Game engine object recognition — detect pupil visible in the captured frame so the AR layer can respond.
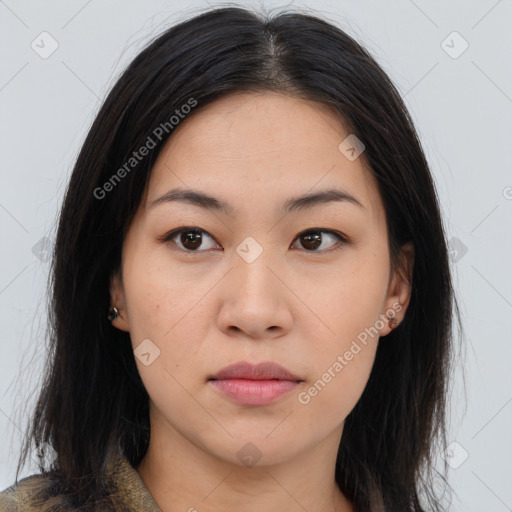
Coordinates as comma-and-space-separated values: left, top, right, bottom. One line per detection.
181, 231, 202, 250
302, 232, 321, 250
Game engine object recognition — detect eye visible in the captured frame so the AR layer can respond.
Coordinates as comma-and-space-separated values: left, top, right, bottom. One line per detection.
160, 227, 220, 253
290, 229, 347, 253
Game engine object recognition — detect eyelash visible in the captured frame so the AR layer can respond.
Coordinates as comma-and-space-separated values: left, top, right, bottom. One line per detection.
158, 226, 348, 255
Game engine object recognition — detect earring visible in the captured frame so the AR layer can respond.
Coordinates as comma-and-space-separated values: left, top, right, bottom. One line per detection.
387, 315, 399, 330
108, 307, 119, 322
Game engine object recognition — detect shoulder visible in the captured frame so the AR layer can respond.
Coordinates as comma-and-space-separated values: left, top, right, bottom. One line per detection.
0, 453, 161, 512
0, 470, 108, 511
0, 472, 57, 511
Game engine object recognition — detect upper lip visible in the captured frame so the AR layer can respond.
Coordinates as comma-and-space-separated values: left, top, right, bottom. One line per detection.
209, 361, 303, 381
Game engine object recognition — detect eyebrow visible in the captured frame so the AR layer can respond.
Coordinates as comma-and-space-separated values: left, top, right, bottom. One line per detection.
148, 186, 364, 216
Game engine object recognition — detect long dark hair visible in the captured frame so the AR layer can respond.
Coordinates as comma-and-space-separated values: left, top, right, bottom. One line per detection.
15, 5, 462, 511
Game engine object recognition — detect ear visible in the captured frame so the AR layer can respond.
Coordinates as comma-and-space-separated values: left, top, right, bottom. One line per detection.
109, 269, 130, 332
380, 242, 414, 336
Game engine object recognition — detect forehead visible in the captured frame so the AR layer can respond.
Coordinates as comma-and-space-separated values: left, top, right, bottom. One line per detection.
144, 91, 384, 223
158, 91, 349, 162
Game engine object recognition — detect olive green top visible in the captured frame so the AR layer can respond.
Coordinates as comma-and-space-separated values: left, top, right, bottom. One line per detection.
0, 453, 161, 511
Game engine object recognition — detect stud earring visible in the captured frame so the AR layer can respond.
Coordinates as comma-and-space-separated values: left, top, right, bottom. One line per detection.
108, 307, 119, 322
387, 315, 399, 330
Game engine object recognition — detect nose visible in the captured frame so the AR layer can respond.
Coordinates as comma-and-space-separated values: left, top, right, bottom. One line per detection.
216, 251, 293, 340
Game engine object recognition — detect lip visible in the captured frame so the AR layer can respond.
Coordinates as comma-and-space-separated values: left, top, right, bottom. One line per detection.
210, 361, 302, 381
208, 361, 303, 406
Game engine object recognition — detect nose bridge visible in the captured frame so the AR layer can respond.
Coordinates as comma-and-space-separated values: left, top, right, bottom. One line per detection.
217, 237, 292, 336
232, 237, 282, 302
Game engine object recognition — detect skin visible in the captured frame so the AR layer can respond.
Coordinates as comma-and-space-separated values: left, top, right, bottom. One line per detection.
109, 91, 414, 512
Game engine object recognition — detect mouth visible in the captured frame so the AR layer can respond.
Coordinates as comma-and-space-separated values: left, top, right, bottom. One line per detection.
208, 361, 304, 406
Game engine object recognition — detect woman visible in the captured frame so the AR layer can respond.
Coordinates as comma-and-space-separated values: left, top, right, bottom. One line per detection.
0, 5, 460, 511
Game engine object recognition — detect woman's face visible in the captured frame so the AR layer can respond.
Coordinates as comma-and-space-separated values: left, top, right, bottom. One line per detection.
110, 91, 412, 467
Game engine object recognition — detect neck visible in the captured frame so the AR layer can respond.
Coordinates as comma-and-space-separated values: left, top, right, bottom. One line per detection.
136, 414, 354, 512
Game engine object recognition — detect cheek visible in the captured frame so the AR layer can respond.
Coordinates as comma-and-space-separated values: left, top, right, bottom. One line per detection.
298, 248, 387, 413
298, 335, 379, 426
307, 248, 389, 340
123, 248, 208, 340
123, 253, 218, 391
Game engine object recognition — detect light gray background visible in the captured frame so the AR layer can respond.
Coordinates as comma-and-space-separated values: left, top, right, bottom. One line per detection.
1, 1, 511, 510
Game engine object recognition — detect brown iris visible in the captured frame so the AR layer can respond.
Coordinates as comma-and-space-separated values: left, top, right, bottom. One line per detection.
179, 230, 203, 250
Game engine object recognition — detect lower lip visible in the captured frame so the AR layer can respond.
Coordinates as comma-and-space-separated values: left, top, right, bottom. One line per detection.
209, 379, 300, 406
